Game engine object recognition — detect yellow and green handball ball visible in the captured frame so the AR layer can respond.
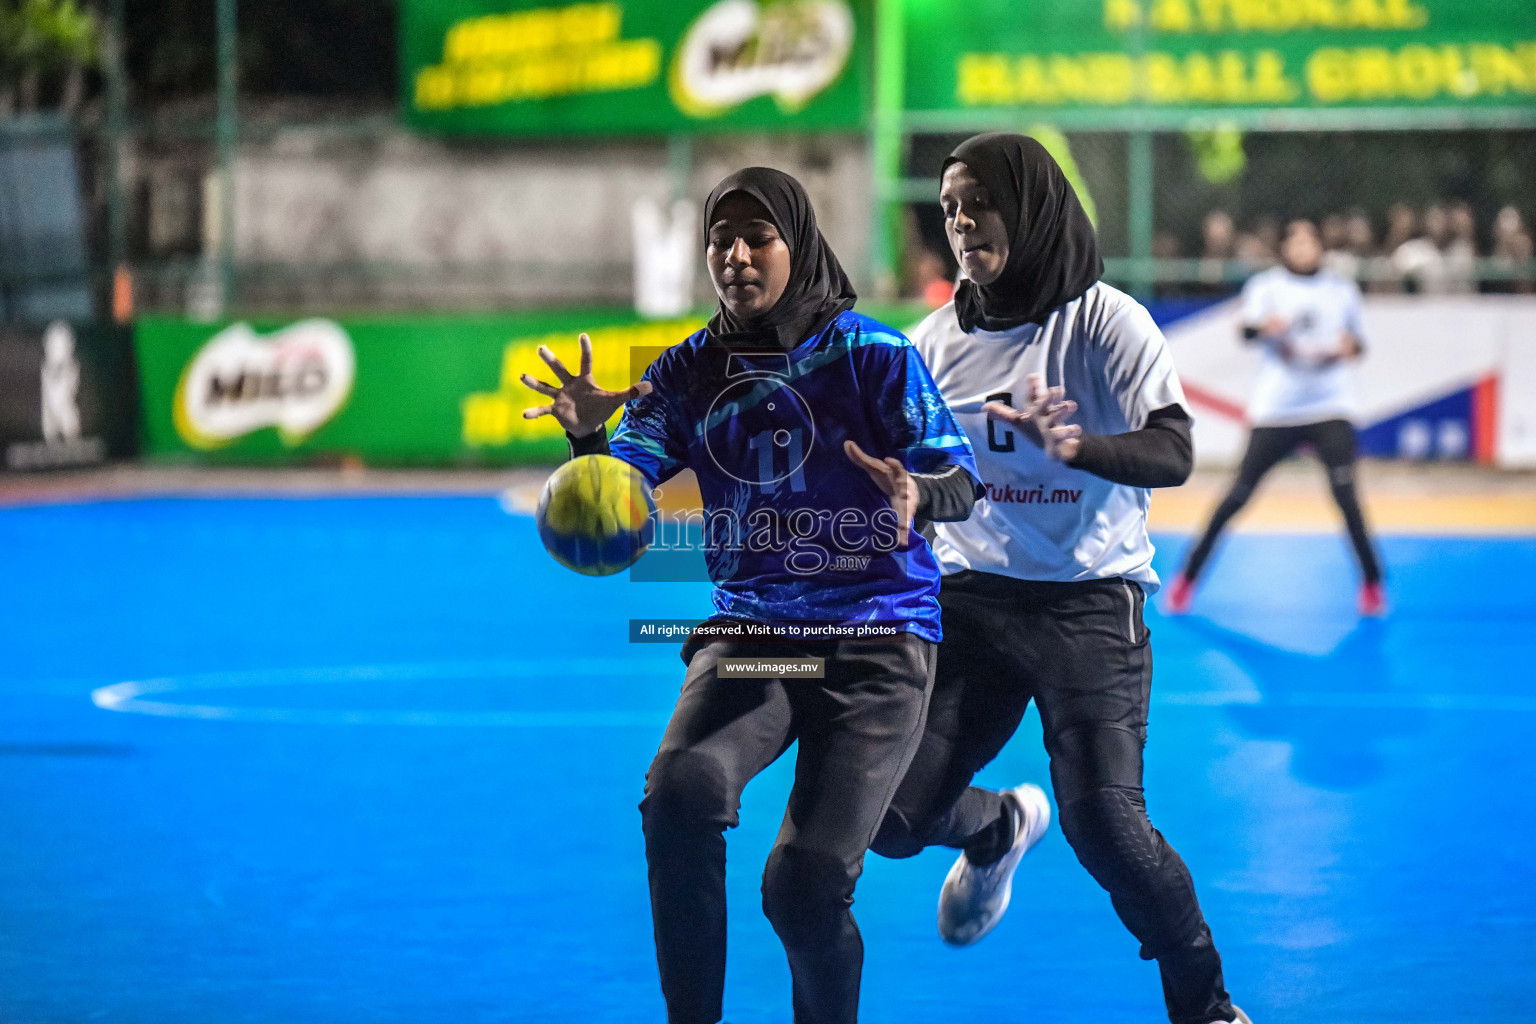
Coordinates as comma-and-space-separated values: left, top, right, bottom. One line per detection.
535, 455, 657, 576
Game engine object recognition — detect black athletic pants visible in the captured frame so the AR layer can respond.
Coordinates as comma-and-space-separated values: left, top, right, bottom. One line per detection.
871, 573, 1234, 1024
641, 635, 935, 1024
1182, 418, 1383, 584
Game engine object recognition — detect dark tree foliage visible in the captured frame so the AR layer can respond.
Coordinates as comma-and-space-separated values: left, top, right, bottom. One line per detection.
123, 0, 396, 102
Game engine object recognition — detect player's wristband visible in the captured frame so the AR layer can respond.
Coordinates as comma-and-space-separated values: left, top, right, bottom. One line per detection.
567, 426, 611, 460
912, 465, 981, 523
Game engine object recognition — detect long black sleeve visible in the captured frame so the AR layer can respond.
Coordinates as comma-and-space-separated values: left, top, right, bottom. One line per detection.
1065, 404, 1193, 488
912, 464, 982, 523
567, 427, 610, 459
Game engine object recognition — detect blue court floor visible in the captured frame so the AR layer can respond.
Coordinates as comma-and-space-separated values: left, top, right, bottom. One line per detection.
1, 494, 1532, 1023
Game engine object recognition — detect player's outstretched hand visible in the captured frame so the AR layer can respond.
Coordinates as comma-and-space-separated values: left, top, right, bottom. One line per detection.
1260, 314, 1290, 339
844, 440, 917, 546
520, 333, 653, 437
983, 372, 1082, 462
1258, 315, 1303, 363
1315, 331, 1364, 369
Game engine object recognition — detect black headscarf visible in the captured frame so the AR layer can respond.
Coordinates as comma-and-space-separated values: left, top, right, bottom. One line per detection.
703, 167, 857, 350
945, 133, 1103, 333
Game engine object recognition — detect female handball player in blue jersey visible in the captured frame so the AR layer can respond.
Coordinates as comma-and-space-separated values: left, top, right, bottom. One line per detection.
868, 135, 1251, 1024
520, 167, 979, 1024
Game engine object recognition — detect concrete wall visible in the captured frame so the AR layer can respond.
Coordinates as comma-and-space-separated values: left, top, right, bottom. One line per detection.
216, 128, 871, 311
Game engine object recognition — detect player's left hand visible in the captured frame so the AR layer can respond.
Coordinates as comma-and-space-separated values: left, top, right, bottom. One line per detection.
984, 373, 1083, 462
844, 440, 917, 547
519, 333, 652, 437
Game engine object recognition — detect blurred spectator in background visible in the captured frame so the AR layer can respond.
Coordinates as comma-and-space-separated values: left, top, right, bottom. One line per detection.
1383, 203, 1418, 254
1152, 200, 1530, 296
909, 247, 956, 309
1443, 201, 1478, 293
1235, 216, 1278, 270
1200, 210, 1234, 263
1393, 203, 1451, 293
1256, 217, 1281, 256
1491, 206, 1534, 294
1198, 209, 1236, 291
1202, 210, 1235, 258
1152, 231, 1183, 297
1321, 214, 1349, 253
1346, 211, 1376, 260
1322, 212, 1361, 281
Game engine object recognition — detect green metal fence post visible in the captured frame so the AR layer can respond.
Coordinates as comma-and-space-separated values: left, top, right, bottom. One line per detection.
216, 0, 238, 306
870, 0, 905, 298
1126, 1, 1154, 300
1128, 129, 1154, 299
105, 0, 126, 275
667, 134, 692, 203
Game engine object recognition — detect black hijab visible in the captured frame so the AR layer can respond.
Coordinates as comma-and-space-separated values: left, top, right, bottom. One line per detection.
945, 133, 1103, 333
703, 167, 857, 350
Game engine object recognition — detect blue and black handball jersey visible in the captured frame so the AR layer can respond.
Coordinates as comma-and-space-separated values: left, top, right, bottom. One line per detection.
609, 310, 978, 642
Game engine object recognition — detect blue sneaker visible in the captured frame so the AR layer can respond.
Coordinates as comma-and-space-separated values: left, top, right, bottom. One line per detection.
936, 783, 1051, 946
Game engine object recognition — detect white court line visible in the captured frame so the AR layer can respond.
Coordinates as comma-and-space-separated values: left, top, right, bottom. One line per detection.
1156, 691, 1536, 711
90, 660, 678, 727
87, 661, 1536, 726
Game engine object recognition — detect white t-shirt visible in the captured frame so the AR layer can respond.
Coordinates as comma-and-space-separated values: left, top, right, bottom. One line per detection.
910, 281, 1188, 592
1391, 238, 1450, 293
1241, 266, 1365, 427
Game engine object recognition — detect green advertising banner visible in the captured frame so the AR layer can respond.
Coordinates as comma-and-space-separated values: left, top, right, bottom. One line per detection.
401, 0, 871, 135
135, 312, 703, 465
134, 305, 928, 465
904, 0, 1536, 117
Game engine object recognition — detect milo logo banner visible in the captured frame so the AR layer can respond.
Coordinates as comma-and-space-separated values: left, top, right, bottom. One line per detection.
401, 0, 869, 135
135, 312, 707, 465
173, 320, 356, 450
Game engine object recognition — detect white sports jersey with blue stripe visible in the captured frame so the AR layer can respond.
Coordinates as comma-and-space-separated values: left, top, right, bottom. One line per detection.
909, 282, 1188, 592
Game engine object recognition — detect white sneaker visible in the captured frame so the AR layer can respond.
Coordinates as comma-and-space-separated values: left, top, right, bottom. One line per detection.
1220, 1007, 1253, 1024
936, 782, 1051, 946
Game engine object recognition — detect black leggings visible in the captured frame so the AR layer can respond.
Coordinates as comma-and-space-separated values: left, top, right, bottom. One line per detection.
642, 635, 935, 1024
872, 573, 1233, 1024
1182, 419, 1383, 584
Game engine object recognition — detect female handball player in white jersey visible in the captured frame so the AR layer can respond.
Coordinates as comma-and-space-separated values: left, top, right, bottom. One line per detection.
1167, 218, 1385, 616
870, 134, 1250, 1024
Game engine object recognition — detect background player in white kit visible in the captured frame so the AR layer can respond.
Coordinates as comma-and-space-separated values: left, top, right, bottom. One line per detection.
1167, 219, 1385, 616
869, 134, 1250, 1024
